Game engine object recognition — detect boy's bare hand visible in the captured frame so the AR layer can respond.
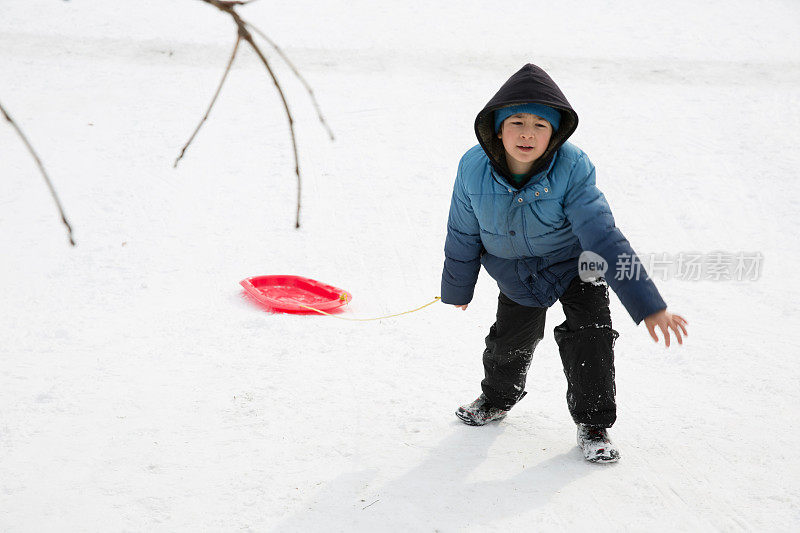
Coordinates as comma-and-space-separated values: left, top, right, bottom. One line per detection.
644, 309, 688, 347
453, 304, 468, 310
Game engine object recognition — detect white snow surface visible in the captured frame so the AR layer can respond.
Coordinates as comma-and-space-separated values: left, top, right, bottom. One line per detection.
2, 1, 800, 530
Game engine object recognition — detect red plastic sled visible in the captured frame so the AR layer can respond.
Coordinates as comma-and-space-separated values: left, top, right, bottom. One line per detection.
240, 275, 352, 314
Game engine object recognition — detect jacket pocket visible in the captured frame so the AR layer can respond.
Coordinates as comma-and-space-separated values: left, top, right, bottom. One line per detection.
528, 197, 565, 230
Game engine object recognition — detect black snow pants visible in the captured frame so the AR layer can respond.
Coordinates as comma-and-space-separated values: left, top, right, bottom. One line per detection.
481, 275, 619, 427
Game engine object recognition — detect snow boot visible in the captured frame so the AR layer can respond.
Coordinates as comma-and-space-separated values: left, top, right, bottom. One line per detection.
577, 423, 620, 463
456, 394, 508, 426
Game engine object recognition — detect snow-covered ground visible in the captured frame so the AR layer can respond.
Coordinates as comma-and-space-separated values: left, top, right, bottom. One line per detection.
2, 1, 799, 530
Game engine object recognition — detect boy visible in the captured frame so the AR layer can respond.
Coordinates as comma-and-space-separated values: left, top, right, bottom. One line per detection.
441, 64, 687, 463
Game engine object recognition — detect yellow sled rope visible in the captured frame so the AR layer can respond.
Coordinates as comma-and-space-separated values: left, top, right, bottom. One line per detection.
292, 294, 442, 321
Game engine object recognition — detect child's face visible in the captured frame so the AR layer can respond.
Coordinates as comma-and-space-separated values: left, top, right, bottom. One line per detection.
498, 113, 553, 174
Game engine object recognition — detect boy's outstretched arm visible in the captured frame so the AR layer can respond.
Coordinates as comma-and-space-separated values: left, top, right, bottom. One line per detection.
441, 159, 482, 308
563, 153, 688, 345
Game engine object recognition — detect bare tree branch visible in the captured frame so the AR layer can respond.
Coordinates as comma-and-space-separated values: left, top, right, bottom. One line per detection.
174, 35, 241, 168
236, 24, 303, 228
0, 100, 76, 246
193, 0, 328, 228
246, 22, 335, 141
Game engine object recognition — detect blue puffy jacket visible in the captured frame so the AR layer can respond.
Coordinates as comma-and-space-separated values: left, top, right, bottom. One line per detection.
441, 64, 666, 324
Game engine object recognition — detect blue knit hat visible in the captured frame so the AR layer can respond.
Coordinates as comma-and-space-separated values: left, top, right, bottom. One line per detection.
494, 103, 561, 133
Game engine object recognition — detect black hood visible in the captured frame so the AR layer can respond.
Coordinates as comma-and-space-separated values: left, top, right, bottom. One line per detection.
475, 63, 579, 179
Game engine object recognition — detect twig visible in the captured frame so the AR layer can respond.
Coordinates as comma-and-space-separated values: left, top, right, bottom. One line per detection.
237, 24, 302, 228
362, 499, 379, 510
247, 22, 335, 140
0, 100, 76, 246
192, 0, 315, 228
174, 35, 241, 168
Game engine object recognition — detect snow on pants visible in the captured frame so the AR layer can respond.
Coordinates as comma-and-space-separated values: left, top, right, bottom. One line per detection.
481, 275, 619, 427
